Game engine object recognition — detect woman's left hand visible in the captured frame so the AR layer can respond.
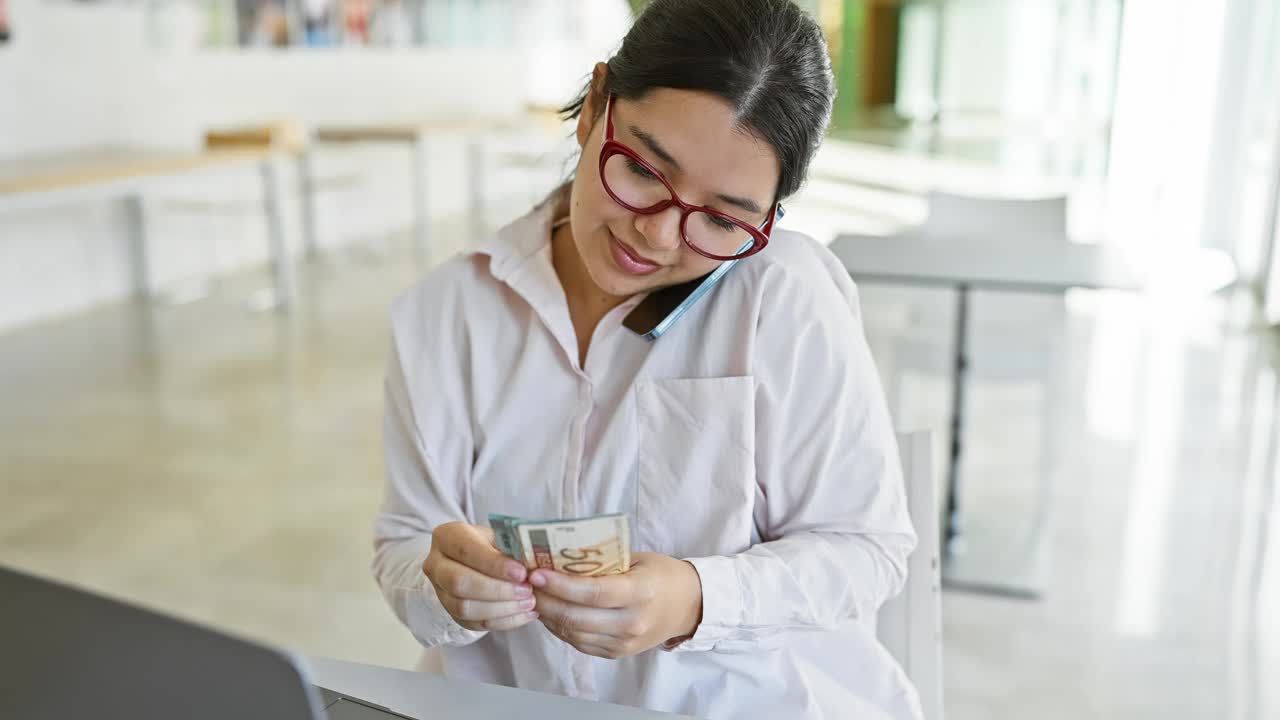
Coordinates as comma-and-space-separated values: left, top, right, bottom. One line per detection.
531, 552, 703, 659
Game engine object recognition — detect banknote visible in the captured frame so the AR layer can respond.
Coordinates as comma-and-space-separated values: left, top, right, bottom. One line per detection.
488, 513, 630, 576
488, 513, 523, 558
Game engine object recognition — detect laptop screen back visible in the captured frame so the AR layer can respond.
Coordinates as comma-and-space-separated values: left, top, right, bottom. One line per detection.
0, 566, 324, 720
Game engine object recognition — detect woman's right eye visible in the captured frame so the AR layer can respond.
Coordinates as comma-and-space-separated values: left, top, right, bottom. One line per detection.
626, 158, 659, 181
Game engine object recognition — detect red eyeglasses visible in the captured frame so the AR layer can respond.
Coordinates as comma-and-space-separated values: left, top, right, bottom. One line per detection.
597, 95, 779, 261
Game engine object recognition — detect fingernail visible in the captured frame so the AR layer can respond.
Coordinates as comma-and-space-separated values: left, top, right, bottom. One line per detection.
527, 611, 539, 620
529, 572, 547, 588
514, 584, 533, 598
519, 597, 536, 610
506, 564, 525, 582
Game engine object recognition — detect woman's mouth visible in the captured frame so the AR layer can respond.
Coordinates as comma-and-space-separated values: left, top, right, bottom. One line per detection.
608, 234, 662, 276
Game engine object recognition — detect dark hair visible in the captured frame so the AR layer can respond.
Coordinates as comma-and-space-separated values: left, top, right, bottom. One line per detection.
561, 0, 835, 203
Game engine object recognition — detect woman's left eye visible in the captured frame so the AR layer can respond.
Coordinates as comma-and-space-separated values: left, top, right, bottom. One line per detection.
626, 159, 658, 181
707, 214, 737, 232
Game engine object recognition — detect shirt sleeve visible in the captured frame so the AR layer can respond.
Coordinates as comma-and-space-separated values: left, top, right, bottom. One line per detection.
670, 256, 917, 653
370, 295, 487, 649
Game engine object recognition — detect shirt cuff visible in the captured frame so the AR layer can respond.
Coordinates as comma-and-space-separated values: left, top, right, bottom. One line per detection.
412, 577, 489, 648
662, 555, 741, 653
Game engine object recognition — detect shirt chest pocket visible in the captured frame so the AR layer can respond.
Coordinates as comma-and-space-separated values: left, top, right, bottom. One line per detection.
634, 376, 758, 558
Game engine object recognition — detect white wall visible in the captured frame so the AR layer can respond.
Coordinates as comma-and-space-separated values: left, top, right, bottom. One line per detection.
522, 0, 631, 108
1105, 0, 1226, 258
1197, 0, 1280, 271
0, 0, 537, 333
937, 0, 1011, 115
0, 0, 531, 158
1091, 0, 1280, 324
896, 0, 1081, 123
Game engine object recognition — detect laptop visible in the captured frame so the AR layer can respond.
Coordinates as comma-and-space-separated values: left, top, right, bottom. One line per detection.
0, 565, 416, 720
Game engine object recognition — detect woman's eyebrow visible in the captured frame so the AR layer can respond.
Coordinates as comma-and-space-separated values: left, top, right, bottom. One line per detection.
628, 124, 765, 215
716, 193, 762, 215
629, 125, 681, 171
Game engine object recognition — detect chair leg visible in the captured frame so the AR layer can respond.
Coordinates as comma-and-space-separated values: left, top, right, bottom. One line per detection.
124, 194, 152, 301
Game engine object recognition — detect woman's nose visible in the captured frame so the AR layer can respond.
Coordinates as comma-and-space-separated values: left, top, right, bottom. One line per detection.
633, 207, 683, 253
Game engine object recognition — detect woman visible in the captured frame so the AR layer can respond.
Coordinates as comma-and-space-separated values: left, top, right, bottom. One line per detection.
372, 1, 921, 718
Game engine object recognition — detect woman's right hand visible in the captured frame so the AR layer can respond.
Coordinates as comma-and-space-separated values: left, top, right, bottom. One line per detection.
422, 521, 539, 632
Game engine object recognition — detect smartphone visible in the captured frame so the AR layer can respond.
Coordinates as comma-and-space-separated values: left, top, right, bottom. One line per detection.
632, 205, 784, 341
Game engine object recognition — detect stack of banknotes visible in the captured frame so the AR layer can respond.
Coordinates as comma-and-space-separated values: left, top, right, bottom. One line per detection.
488, 513, 631, 576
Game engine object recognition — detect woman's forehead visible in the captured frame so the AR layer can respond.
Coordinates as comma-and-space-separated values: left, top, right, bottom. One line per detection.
618, 89, 780, 203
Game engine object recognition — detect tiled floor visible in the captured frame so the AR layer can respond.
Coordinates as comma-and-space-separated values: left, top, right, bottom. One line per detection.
2, 210, 1278, 718
881, 286, 1280, 720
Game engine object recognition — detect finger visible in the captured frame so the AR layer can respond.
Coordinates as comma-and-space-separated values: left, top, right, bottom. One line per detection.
438, 586, 538, 629
533, 591, 627, 637
540, 619, 620, 651
457, 609, 539, 633
438, 532, 528, 583
473, 524, 504, 550
480, 610, 540, 632
529, 569, 633, 608
538, 618, 624, 659
441, 594, 537, 623
431, 556, 533, 601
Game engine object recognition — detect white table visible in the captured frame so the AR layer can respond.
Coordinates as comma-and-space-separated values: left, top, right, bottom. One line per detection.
305, 656, 688, 719
308, 110, 562, 264
830, 233, 1143, 598
0, 146, 299, 309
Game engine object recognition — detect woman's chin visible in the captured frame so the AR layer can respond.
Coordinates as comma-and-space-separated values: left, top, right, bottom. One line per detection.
590, 267, 657, 299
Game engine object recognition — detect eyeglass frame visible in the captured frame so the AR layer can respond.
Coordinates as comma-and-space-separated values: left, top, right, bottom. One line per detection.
596, 94, 781, 262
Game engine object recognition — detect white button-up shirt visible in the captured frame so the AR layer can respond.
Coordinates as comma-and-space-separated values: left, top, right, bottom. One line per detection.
373, 195, 922, 719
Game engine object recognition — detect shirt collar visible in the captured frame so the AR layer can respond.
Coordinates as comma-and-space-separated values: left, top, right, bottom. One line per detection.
471, 187, 566, 285
472, 185, 704, 341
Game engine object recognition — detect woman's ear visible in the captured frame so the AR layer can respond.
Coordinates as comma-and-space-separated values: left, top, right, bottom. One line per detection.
575, 62, 610, 148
